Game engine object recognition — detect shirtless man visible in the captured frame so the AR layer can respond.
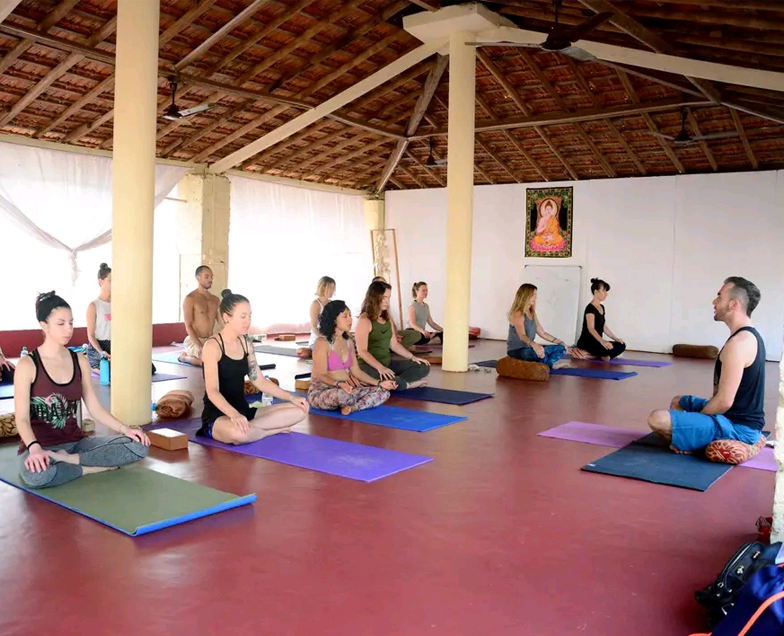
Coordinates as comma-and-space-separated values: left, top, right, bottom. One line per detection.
648, 276, 765, 458
179, 266, 221, 366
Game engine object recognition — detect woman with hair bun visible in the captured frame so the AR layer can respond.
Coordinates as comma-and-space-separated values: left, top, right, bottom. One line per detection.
199, 289, 309, 443
15, 291, 150, 489
85, 263, 156, 374
574, 278, 626, 361
309, 300, 395, 414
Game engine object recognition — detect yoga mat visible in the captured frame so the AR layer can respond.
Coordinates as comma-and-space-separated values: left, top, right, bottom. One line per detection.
392, 386, 493, 405
92, 370, 187, 383
152, 351, 275, 371
539, 421, 644, 448
581, 433, 734, 491
192, 430, 432, 482
474, 360, 498, 368
0, 446, 254, 536
306, 404, 466, 432
0, 382, 12, 400
295, 341, 309, 346
540, 421, 777, 473
568, 356, 672, 368
412, 344, 475, 350
254, 345, 300, 357
551, 368, 638, 380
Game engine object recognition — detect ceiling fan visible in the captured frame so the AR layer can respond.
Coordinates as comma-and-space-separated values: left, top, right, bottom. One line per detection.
163, 78, 215, 121
425, 139, 447, 167
474, 0, 612, 62
646, 109, 740, 145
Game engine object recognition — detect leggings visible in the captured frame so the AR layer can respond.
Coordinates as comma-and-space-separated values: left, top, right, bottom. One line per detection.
577, 340, 626, 360
359, 358, 429, 390
307, 379, 390, 412
19, 435, 149, 489
508, 344, 567, 368
87, 340, 157, 375
400, 329, 443, 347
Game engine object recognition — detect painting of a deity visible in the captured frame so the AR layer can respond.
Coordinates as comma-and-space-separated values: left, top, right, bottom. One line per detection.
525, 187, 573, 258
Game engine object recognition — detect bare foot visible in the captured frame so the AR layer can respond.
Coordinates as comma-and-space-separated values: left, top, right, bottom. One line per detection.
178, 353, 203, 367
47, 450, 80, 465
552, 360, 570, 370
340, 405, 354, 416
601, 356, 611, 362
407, 379, 429, 389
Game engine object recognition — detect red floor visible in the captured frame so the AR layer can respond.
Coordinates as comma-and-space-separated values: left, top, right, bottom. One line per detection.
0, 341, 776, 636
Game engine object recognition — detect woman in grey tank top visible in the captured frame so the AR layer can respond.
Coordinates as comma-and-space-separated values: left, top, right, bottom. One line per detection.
401, 281, 444, 346
506, 284, 570, 368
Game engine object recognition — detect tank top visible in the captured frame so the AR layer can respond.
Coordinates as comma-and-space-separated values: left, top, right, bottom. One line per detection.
93, 297, 112, 340
308, 299, 325, 348
714, 326, 766, 431
507, 314, 537, 352
201, 335, 251, 430
411, 301, 429, 330
364, 319, 392, 366
19, 349, 85, 453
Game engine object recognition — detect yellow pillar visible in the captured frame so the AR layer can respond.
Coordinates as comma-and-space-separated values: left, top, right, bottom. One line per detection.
442, 31, 475, 373
363, 197, 385, 232
110, 0, 160, 427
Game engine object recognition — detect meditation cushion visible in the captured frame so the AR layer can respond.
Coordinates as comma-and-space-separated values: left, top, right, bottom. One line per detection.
705, 436, 766, 465
275, 334, 296, 342
0, 412, 17, 437
496, 357, 550, 382
673, 344, 719, 359
244, 378, 278, 395
155, 390, 194, 419
296, 348, 312, 359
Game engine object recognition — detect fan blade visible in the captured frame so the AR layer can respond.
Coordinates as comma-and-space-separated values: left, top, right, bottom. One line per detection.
476, 26, 784, 94
646, 131, 676, 141
560, 46, 596, 62
554, 12, 613, 48
177, 103, 214, 117
689, 132, 740, 142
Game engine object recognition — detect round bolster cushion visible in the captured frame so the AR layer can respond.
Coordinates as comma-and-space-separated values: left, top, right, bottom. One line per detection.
496, 357, 550, 381
672, 344, 719, 359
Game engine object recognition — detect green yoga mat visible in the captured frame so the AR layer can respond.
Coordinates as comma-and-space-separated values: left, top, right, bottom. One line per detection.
0, 447, 255, 536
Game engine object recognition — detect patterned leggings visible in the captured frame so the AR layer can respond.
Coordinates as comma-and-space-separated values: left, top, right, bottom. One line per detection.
307, 379, 390, 412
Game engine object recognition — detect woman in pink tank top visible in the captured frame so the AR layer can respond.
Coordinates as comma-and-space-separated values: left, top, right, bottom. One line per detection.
308, 300, 395, 414
14, 291, 150, 489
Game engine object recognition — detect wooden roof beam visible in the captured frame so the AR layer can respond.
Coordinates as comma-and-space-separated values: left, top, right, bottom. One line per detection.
730, 109, 759, 169
237, 121, 334, 169
306, 137, 391, 178
0, 0, 24, 23
476, 136, 523, 183
477, 49, 578, 179
684, 107, 718, 172
405, 147, 445, 187
376, 54, 447, 192
397, 162, 427, 188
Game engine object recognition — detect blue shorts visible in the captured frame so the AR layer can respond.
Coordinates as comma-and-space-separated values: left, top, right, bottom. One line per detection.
669, 395, 761, 452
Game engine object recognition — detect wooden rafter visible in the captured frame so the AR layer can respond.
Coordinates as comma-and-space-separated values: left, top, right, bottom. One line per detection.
405, 147, 445, 187
476, 136, 522, 183
516, 49, 616, 178
684, 108, 718, 172
615, 69, 685, 173
477, 50, 579, 180
397, 162, 426, 188
237, 121, 333, 169
307, 137, 391, 178
730, 109, 759, 169
376, 54, 447, 192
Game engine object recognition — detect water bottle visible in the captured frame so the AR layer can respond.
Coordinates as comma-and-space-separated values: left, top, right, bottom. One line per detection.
99, 354, 110, 386
20, 347, 28, 357
261, 394, 273, 407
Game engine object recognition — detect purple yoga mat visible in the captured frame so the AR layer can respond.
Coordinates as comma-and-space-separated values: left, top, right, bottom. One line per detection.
539, 421, 777, 472
567, 356, 672, 368
539, 421, 644, 448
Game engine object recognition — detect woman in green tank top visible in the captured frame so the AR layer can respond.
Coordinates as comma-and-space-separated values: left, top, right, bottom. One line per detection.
355, 281, 430, 390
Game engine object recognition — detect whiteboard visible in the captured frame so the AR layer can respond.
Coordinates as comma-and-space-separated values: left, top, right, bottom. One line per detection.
522, 265, 582, 345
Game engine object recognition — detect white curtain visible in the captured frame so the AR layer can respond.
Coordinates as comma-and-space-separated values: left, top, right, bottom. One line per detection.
0, 141, 188, 330
228, 175, 371, 331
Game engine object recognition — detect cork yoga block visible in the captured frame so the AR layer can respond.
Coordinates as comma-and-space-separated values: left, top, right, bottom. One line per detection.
0, 413, 17, 437
672, 344, 719, 360
496, 357, 550, 381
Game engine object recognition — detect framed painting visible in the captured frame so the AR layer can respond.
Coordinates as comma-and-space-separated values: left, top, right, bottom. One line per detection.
525, 186, 573, 258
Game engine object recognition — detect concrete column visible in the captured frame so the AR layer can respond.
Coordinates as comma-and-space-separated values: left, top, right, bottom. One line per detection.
110, 0, 160, 427
442, 31, 476, 373
175, 173, 231, 311
363, 197, 385, 231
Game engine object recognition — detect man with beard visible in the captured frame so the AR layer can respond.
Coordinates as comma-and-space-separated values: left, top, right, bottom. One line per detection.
647, 277, 766, 458
179, 265, 221, 366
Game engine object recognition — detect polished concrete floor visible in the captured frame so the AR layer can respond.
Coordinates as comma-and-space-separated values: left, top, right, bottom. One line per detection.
0, 340, 776, 636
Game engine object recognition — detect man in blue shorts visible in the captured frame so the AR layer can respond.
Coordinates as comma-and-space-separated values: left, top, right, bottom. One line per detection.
648, 277, 765, 454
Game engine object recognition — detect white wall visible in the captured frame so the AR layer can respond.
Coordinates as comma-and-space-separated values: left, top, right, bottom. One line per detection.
386, 170, 784, 360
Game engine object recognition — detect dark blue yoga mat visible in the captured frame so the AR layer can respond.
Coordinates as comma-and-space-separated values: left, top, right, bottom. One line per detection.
0, 381, 12, 400
152, 351, 275, 371
581, 433, 733, 491
475, 360, 498, 369
305, 404, 466, 432
551, 368, 638, 380
392, 386, 493, 405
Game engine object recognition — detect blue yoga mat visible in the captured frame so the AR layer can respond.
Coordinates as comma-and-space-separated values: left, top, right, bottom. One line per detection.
581, 433, 733, 491
296, 403, 465, 432
392, 386, 493, 405
551, 368, 638, 380
0, 382, 12, 400
152, 351, 275, 371
153, 418, 433, 481
475, 360, 498, 368
92, 370, 187, 384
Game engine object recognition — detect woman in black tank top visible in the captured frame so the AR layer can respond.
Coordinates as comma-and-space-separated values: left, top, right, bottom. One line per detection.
199, 290, 308, 444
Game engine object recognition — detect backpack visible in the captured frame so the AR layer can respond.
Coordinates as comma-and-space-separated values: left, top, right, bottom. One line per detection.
695, 541, 782, 629
710, 565, 784, 635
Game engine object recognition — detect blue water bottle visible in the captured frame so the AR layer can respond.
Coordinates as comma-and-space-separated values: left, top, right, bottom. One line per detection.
99, 354, 110, 386
20, 347, 28, 357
